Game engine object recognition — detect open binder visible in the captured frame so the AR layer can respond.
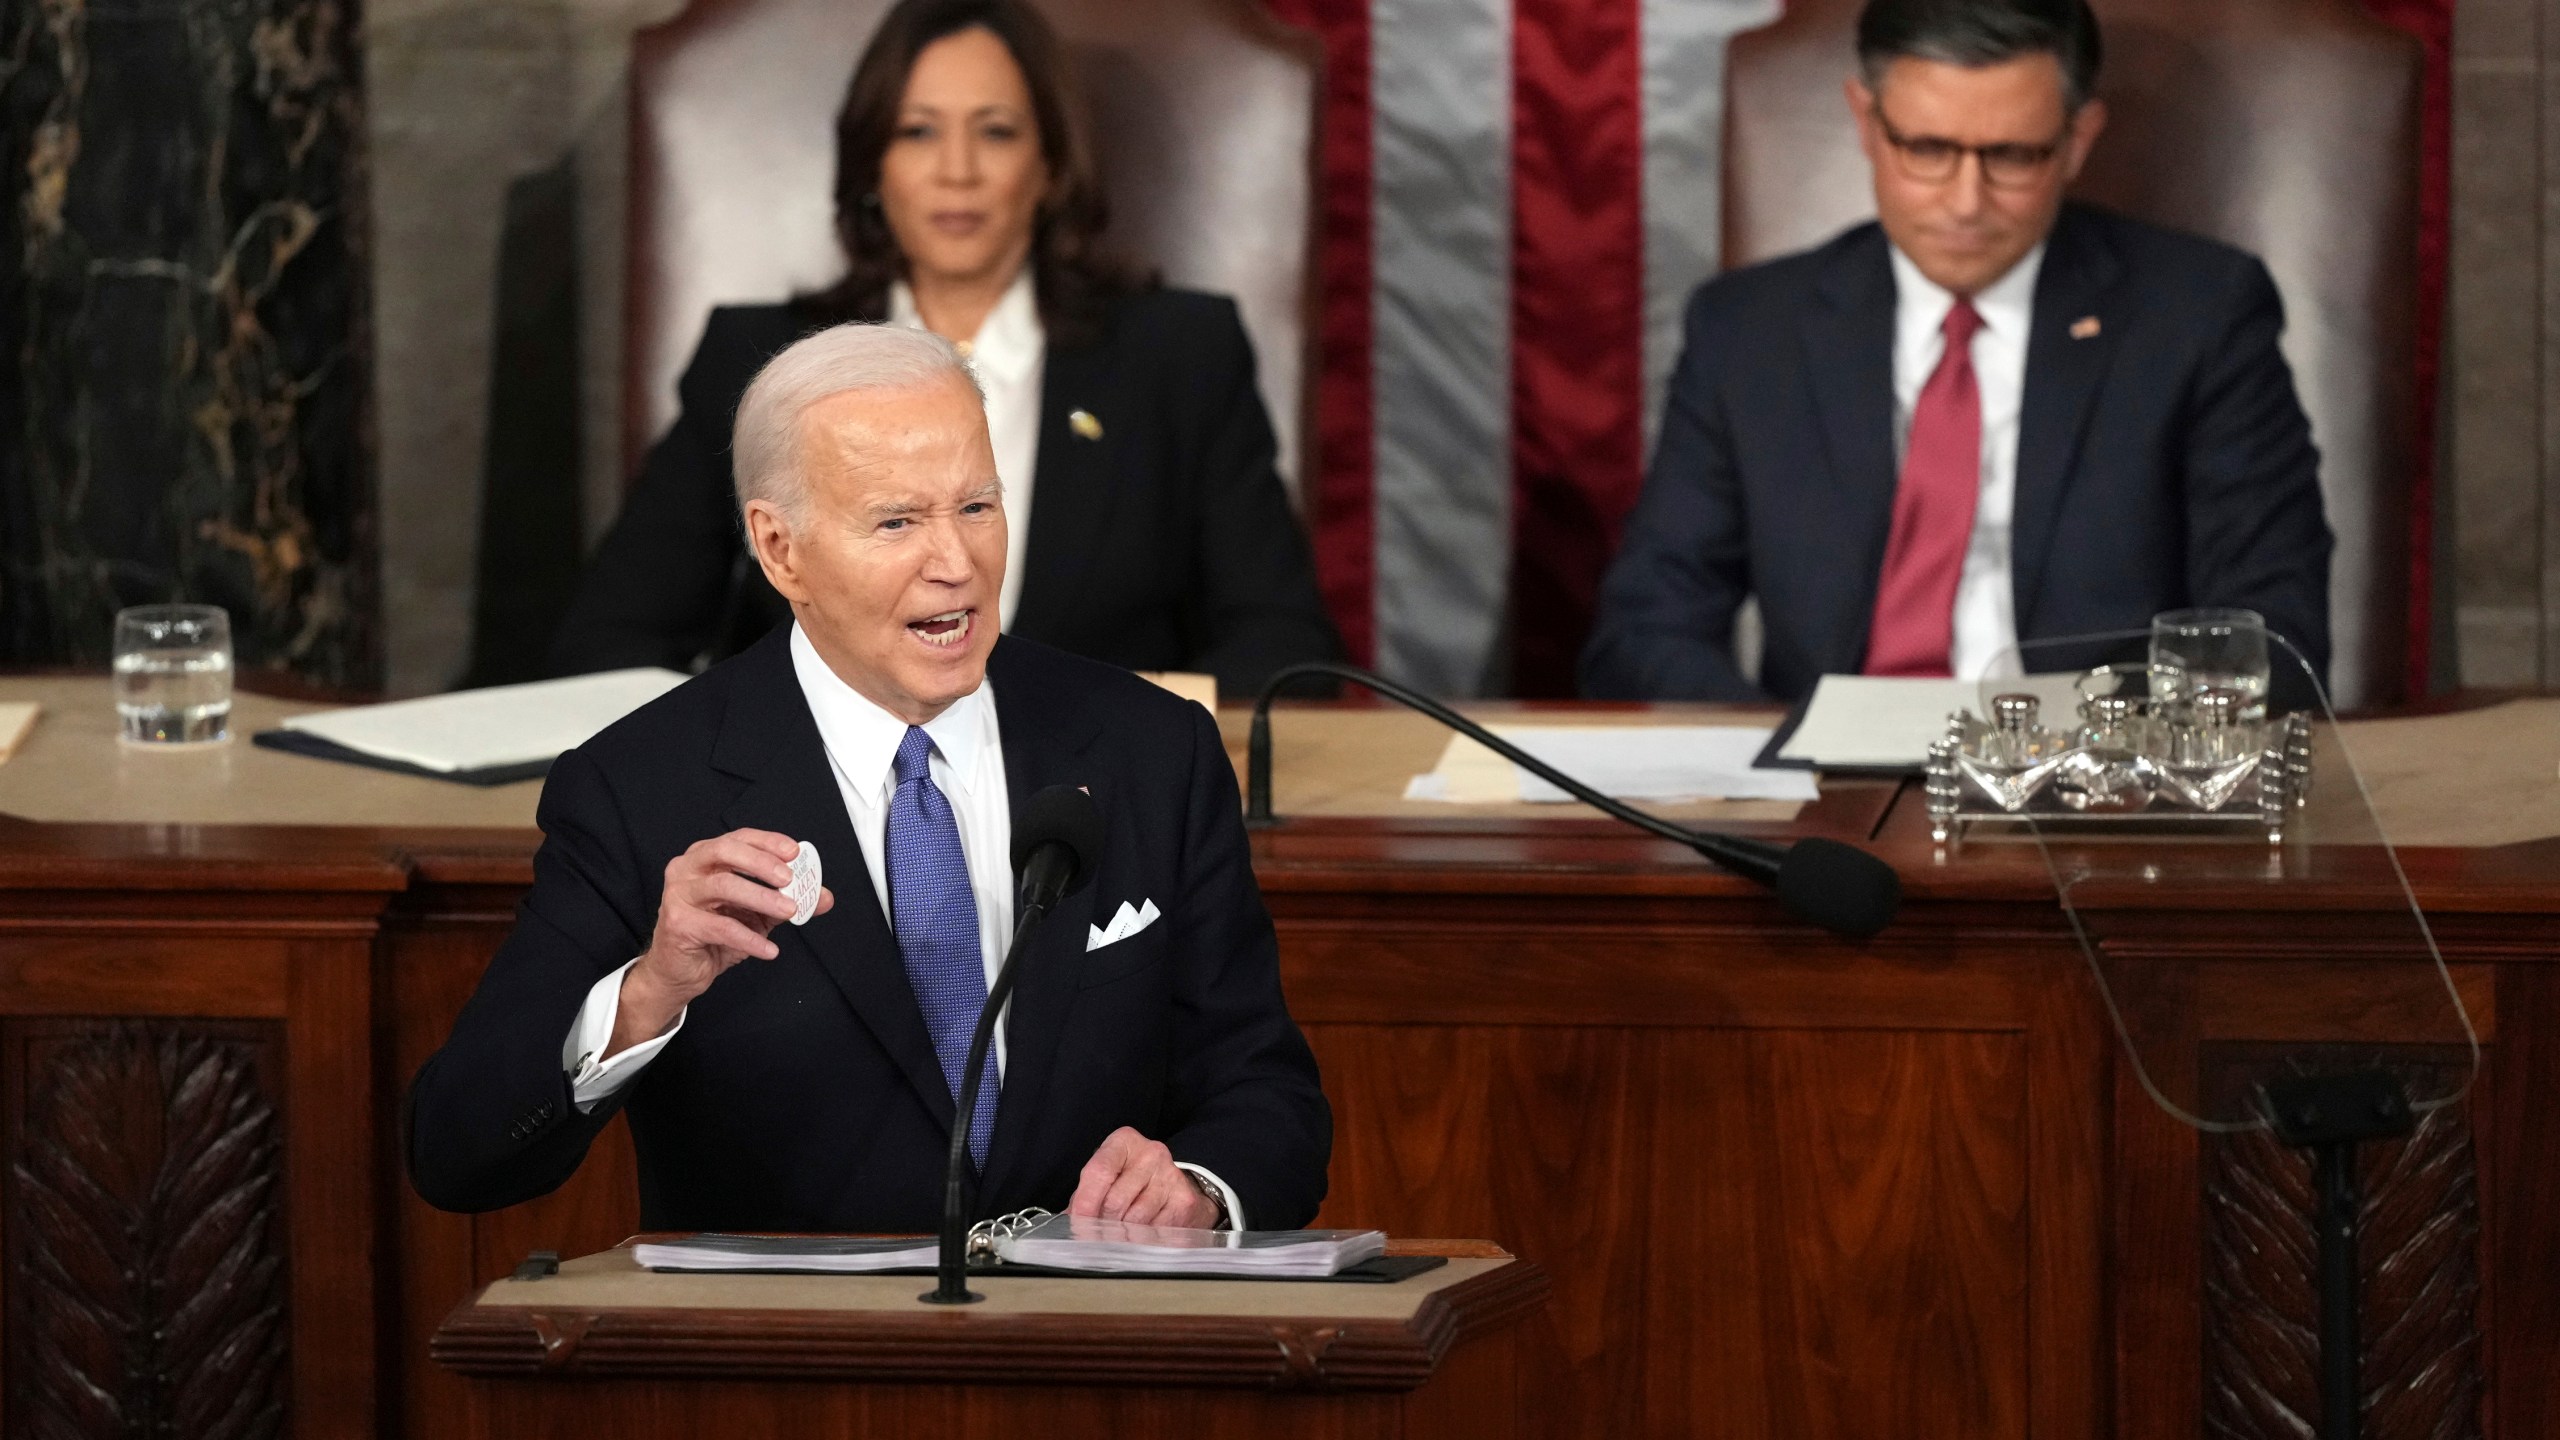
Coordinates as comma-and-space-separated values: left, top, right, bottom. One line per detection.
632, 1210, 1437, 1284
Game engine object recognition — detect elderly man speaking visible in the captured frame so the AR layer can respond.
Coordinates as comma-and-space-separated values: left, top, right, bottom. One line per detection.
408, 325, 1331, 1234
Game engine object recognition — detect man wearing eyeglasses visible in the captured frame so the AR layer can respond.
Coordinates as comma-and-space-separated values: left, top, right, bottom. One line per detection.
1581, 0, 2331, 702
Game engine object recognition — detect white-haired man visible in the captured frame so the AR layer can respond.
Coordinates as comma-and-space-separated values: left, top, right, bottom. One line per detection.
409, 324, 1332, 1234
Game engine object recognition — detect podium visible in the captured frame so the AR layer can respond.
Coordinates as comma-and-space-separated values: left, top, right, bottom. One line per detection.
431, 1241, 1548, 1438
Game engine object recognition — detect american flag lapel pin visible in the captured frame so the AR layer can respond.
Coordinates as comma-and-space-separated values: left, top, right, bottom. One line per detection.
2070, 315, 2101, 340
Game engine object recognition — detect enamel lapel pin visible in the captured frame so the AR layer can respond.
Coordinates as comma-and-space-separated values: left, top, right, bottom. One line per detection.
1069, 409, 1104, 441
2070, 316, 2101, 340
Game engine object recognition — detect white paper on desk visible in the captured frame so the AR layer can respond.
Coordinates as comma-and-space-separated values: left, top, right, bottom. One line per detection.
280, 668, 688, 773
0, 701, 38, 763
1776, 673, 2085, 768
1403, 726, 1819, 804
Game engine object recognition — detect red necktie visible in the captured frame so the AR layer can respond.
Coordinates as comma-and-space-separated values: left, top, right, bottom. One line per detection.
1864, 299, 1985, 677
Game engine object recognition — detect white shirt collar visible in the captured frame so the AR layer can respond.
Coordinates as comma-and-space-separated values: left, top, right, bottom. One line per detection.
888, 268, 1044, 386
787, 622, 996, 804
1887, 240, 2045, 350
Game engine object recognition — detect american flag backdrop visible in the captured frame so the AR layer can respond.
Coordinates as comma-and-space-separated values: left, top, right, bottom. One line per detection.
1260, 0, 2451, 699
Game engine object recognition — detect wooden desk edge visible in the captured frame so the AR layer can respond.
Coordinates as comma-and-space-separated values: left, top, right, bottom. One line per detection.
429, 1248, 1548, 1393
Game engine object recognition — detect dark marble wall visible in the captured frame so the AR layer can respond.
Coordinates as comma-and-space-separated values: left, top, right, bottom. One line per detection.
0, 0, 376, 687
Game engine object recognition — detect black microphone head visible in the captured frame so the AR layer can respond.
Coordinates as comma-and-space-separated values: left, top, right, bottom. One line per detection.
1012, 784, 1105, 901
1773, 837, 1902, 940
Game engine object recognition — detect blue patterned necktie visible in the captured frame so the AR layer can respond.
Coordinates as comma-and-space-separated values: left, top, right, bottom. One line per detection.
887, 726, 998, 1168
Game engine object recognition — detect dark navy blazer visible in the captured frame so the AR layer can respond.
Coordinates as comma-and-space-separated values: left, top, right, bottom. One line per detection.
407, 628, 1332, 1232
1581, 203, 2333, 703
551, 289, 1339, 700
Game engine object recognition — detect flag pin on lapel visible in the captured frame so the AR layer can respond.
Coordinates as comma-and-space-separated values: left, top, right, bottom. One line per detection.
2070, 315, 2101, 340
1069, 409, 1104, 441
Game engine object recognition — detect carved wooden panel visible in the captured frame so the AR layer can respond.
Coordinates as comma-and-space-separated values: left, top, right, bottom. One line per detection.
2, 1020, 289, 1440
2202, 1050, 2481, 1440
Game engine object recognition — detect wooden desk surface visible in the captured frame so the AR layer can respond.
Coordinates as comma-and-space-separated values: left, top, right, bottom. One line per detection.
0, 677, 2554, 911
0, 679, 1833, 828
0, 676, 546, 829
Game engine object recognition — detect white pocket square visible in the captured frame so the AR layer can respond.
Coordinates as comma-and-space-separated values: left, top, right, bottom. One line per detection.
1086, 898, 1161, 951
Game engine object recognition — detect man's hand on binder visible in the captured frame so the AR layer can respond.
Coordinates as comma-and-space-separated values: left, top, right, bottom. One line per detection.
1068, 1127, 1217, 1229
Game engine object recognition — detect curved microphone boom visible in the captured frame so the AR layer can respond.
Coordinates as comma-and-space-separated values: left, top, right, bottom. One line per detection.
1245, 662, 1900, 941
924, 784, 1103, 1305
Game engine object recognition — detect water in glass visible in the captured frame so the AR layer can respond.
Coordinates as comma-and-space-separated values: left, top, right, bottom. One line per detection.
113, 606, 232, 745
2149, 608, 2270, 725
2151, 664, 2269, 723
115, 647, 231, 744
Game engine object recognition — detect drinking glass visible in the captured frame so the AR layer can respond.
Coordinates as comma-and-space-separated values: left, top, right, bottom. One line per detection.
113, 604, 233, 745
2148, 608, 2269, 724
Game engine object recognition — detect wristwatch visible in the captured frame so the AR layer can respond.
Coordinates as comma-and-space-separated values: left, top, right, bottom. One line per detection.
1182, 1166, 1231, 1230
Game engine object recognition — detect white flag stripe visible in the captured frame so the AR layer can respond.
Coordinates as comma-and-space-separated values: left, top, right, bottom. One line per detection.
1641, 0, 1782, 457
1370, 0, 1513, 697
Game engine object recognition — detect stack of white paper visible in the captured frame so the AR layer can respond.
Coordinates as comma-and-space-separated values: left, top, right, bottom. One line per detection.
0, 701, 37, 763
281, 668, 687, 773
1405, 725, 1818, 804
633, 1233, 938, 1273
996, 1213, 1385, 1277
1776, 674, 2087, 769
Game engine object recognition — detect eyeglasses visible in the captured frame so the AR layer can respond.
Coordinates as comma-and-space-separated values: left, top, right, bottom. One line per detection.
1872, 106, 2070, 188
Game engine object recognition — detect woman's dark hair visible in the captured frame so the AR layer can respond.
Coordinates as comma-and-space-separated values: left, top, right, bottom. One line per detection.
1856, 0, 2103, 110
798, 0, 1140, 343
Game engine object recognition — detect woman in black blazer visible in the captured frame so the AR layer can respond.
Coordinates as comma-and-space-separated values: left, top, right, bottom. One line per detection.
551, 0, 1338, 696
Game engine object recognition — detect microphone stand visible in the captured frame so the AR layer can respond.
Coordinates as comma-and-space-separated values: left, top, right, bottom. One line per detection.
1244, 660, 1822, 891
920, 898, 1050, 1305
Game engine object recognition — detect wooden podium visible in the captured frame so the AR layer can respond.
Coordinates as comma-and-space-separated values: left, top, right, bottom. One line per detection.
4, 675, 2558, 1437
430, 1241, 1548, 1437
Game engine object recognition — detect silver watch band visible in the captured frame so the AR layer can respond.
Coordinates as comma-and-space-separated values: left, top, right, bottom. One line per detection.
1183, 1166, 1230, 1229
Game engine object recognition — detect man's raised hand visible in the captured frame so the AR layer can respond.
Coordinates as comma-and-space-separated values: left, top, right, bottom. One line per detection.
609, 829, 833, 1056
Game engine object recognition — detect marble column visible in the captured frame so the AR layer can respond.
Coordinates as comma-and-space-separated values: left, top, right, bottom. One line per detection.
0, 0, 378, 687
2447, 0, 2560, 687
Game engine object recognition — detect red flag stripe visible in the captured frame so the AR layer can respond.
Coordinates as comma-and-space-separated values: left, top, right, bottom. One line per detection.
1265, 0, 1379, 666
1509, 0, 1649, 697
2356, 0, 2449, 693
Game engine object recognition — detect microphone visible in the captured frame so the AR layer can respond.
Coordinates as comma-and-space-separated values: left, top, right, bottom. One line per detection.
923, 784, 1102, 1305
1013, 785, 1103, 913
1245, 662, 1900, 941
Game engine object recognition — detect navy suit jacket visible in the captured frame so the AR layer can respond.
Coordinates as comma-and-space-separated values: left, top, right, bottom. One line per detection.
1581, 204, 2333, 703
550, 288, 1339, 699
407, 628, 1332, 1232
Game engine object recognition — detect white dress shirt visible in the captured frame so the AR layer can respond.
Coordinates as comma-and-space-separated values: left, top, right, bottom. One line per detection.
891, 271, 1045, 630
1886, 242, 2044, 681
560, 623, 1244, 1225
